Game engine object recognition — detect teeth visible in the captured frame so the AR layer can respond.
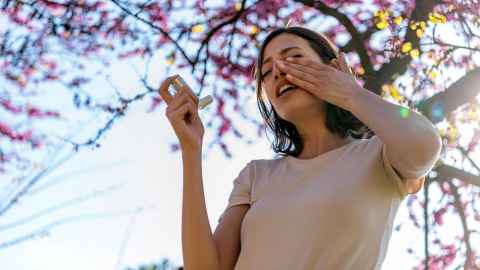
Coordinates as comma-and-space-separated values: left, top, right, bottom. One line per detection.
279, 83, 296, 96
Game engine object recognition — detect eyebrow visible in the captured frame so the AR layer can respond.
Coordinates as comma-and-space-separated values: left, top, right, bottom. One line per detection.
262, 46, 301, 66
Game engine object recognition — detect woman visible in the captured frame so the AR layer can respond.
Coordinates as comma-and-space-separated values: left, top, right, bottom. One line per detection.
159, 26, 442, 270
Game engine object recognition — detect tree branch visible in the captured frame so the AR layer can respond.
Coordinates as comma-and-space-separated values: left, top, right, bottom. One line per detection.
416, 67, 480, 123
434, 163, 480, 187
366, 0, 437, 94
449, 182, 474, 269
294, 0, 375, 77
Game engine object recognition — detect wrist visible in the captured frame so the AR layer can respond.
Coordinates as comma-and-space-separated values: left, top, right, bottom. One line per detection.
181, 144, 202, 157
348, 85, 373, 116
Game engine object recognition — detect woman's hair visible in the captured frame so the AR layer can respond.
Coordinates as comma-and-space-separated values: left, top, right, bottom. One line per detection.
253, 26, 374, 157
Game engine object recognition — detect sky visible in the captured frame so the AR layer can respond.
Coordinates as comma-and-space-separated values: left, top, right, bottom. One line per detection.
0, 65, 430, 270
1, 1, 479, 269
0, 41, 439, 270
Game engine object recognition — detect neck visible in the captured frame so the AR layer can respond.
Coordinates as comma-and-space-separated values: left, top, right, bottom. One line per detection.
294, 116, 354, 160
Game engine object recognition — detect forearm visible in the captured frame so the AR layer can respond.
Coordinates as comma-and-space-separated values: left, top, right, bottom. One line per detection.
181, 149, 220, 270
349, 88, 442, 178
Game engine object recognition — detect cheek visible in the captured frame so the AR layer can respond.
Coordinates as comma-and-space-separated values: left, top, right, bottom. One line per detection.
260, 83, 275, 100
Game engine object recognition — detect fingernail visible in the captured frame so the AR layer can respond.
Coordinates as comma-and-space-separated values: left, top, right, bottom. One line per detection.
286, 57, 293, 61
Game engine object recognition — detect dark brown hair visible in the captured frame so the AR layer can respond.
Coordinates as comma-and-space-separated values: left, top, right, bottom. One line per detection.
253, 26, 374, 157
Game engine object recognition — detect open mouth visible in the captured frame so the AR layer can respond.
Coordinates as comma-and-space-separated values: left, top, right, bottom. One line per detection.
278, 86, 298, 97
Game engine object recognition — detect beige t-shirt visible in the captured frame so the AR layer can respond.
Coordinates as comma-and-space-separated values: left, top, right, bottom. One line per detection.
218, 135, 432, 270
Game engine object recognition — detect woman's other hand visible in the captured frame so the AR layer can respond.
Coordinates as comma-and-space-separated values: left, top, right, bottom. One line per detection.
277, 51, 364, 112
158, 75, 205, 152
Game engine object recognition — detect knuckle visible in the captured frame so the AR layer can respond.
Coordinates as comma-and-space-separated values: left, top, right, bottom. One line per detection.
174, 93, 185, 102
192, 99, 199, 109
186, 100, 194, 110
187, 93, 197, 104
170, 110, 179, 119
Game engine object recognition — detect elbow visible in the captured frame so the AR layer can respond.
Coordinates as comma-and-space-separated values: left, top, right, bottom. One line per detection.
405, 131, 442, 175
425, 128, 442, 162
414, 129, 442, 173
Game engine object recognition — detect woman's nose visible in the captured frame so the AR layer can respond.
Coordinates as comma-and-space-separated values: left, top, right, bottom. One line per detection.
273, 61, 286, 79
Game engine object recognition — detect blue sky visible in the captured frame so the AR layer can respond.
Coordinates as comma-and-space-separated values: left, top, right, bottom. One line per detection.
1, 1, 479, 269
0, 42, 440, 270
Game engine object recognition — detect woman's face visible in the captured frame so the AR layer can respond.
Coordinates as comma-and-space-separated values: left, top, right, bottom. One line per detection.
260, 33, 328, 123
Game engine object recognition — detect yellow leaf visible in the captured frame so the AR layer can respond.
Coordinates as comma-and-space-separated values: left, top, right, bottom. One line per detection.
390, 85, 402, 101
381, 84, 391, 97
381, 84, 403, 101
416, 29, 424, 38
410, 48, 420, 59
250, 25, 258, 34
166, 58, 174, 65
376, 20, 388, 30
468, 107, 479, 121
409, 21, 418, 30
448, 125, 458, 140
192, 24, 204, 33
419, 21, 426, 30
429, 12, 446, 24
428, 70, 438, 80
235, 3, 242, 11
394, 16, 403, 25
375, 9, 390, 20
438, 127, 446, 137
401, 42, 412, 53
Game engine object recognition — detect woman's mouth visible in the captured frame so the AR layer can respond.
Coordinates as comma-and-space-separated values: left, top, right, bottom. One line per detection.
278, 86, 298, 97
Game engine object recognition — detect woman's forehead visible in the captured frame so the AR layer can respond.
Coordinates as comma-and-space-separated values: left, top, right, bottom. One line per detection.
264, 35, 309, 55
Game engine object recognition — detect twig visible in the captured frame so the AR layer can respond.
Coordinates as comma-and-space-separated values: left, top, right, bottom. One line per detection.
114, 207, 144, 270
0, 206, 155, 250
0, 184, 124, 232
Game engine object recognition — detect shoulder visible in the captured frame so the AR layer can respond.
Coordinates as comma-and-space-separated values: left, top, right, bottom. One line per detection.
245, 156, 285, 184
249, 155, 286, 172
235, 158, 274, 184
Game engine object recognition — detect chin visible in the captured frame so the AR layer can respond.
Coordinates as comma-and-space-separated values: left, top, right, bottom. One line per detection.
275, 90, 324, 122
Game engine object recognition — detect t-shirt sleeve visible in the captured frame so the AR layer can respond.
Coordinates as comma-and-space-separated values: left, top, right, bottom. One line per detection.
371, 135, 432, 200
217, 161, 255, 223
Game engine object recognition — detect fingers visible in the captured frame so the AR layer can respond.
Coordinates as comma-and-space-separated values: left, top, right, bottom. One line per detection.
165, 89, 200, 126
158, 76, 176, 104
166, 98, 196, 125
166, 91, 197, 113
178, 82, 199, 107
176, 88, 199, 112
337, 52, 353, 74
285, 57, 334, 72
159, 75, 199, 107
